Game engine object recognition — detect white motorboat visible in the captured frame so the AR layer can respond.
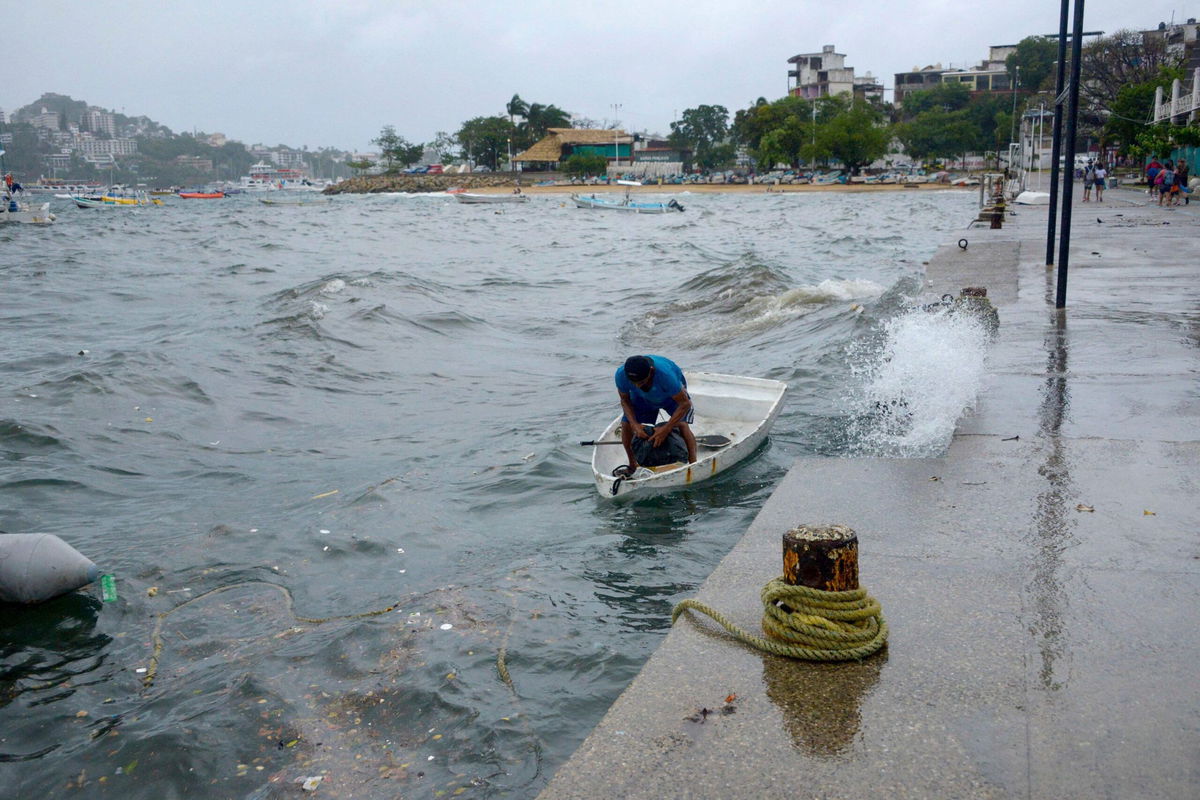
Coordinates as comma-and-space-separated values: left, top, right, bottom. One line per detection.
587, 372, 788, 499
258, 195, 331, 206
571, 193, 683, 213
452, 192, 529, 204
1, 194, 55, 224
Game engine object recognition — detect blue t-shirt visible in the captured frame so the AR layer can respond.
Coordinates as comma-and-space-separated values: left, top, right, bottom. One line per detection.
615, 355, 686, 408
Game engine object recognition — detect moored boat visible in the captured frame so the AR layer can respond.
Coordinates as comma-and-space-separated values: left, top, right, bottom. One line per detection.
258, 195, 331, 206
178, 191, 225, 199
453, 192, 530, 204
1, 195, 55, 224
587, 372, 787, 498
571, 193, 684, 213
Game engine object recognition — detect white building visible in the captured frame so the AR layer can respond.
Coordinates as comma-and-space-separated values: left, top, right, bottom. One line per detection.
82, 109, 117, 138
75, 137, 138, 156
30, 108, 60, 130
788, 45, 856, 99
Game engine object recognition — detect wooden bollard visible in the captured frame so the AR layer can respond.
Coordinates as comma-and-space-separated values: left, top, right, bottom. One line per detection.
782, 524, 859, 591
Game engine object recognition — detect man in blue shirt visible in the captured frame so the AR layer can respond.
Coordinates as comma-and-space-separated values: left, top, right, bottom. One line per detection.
615, 355, 698, 471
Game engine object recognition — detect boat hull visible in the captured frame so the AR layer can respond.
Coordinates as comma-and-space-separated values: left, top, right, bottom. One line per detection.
589, 372, 787, 499
1, 201, 55, 224
453, 192, 529, 204
571, 194, 682, 213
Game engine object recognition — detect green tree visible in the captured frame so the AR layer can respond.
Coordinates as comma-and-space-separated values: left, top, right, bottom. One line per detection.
1101, 66, 1184, 153
372, 125, 423, 171
733, 95, 813, 160
520, 103, 572, 148
429, 131, 460, 163
896, 109, 977, 164
457, 116, 515, 170
811, 99, 891, 174
670, 104, 730, 169
561, 153, 608, 179
1081, 29, 1181, 110
900, 82, 971, 118
1006, 36, 1058, 94
346, 158, 374, 175
506, 94, 528, 126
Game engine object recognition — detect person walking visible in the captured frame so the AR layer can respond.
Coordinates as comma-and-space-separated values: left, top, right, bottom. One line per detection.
1082, 160, 1094, 202
1157, 163, 1175, 207
1146, 157, 1162, 201
1093, 162, 1107, 202
1175, 159, 1190, 206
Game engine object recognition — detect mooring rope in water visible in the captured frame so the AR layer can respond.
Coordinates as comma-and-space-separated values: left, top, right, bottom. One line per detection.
671, 577, 888, 661
143, 581, 401, 688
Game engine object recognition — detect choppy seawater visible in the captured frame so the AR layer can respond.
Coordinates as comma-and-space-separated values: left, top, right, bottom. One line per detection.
1, 189, 980, 797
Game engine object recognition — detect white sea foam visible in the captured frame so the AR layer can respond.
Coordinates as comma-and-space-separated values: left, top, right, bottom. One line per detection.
847, 305, 991, 457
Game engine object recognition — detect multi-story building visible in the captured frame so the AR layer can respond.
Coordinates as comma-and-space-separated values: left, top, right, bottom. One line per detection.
788, 45, 856, 99
173, 155, 214, 173
74, 137, 138, 157
271, 149, 308, 169
894, 45, 1017, 104
0, 108, 8, 124
1144, 18, 1200, 72
30, 108, 60, 131
82, 109, 117, 138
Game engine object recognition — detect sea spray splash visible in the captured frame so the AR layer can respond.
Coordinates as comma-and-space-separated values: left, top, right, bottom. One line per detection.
845, 304, 991, 457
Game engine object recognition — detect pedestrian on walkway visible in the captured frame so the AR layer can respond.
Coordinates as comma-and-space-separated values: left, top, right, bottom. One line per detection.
1082, 160, 1094, 202
1146, 157, 1162, 201
1157, 163, 1176, 206
1175, 160, 1190, 206
1094, 163, 1107, 202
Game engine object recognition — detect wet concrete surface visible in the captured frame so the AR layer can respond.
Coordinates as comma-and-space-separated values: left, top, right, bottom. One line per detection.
538, 188, 1200, 799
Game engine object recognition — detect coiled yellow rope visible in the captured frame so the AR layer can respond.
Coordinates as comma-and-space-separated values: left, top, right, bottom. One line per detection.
671, 577, 888, 661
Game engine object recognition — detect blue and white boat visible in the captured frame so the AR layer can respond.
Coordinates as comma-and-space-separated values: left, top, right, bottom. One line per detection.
571, 192, 684, 213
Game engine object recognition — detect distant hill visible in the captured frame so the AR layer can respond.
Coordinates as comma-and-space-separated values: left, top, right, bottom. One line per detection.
14, 92, 174, 138
2, 92, 351, 185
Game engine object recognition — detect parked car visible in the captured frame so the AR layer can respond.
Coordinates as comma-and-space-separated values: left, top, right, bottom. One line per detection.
427, 164, 443, 175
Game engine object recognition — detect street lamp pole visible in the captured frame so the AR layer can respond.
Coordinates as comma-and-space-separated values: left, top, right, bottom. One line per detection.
1010, 65, 1020, 144
612, 103, 622, 168
507, 137, 512, 173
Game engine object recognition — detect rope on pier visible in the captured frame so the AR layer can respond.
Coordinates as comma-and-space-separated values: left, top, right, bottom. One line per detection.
671, 577, 888, 661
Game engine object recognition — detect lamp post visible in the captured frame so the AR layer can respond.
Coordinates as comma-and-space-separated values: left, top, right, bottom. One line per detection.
1010, 65, 1020, 144
507, 137, 512, 173
612, 103, 622, 168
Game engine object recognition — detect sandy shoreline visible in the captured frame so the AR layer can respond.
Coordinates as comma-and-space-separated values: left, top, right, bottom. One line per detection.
468, 182, 967, 195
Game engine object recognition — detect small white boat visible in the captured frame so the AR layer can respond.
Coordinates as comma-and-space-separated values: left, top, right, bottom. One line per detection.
259, 195, 331, 206
1014, 190, 1051, 205
587, 372, 788, 499
453, 192, 529, 204
572, 193, 683, 213
1, 195, 55, 224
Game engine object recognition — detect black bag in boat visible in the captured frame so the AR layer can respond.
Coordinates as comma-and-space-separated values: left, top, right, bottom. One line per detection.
631, 423, 689, 467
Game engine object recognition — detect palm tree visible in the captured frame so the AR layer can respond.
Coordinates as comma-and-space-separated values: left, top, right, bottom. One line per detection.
522, 103, 573, 146
506, 94, 528, 127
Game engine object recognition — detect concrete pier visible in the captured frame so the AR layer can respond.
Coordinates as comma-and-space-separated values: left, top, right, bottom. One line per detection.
539, 187, 1200, 799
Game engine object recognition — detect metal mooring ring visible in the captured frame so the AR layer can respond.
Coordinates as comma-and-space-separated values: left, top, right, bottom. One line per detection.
958, 239, 968, 250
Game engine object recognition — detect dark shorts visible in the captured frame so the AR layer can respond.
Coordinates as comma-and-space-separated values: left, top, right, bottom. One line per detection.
625, 393, 695, 426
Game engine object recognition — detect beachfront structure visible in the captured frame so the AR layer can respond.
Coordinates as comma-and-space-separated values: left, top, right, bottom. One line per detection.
513, 128, 634, 168
894, 45, 1016, 104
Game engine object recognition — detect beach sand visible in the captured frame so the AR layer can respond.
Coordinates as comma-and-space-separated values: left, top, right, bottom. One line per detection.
485, 181, 966, 195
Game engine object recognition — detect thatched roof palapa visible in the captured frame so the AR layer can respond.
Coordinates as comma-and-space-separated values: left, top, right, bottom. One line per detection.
513, 128, 632, 163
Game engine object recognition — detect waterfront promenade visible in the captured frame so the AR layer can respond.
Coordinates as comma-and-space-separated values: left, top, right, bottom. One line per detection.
537, 186, 1200, 799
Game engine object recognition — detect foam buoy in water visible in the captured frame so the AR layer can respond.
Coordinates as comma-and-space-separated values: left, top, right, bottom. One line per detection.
0, 534, 100, 604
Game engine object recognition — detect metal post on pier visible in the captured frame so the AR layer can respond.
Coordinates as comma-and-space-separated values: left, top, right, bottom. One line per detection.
1054, 0, 1086, 309
1044, 0, 1071, 267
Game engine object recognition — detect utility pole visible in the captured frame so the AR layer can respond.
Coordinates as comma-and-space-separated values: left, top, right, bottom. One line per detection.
612, 103, 622, 168
1010, 65, 1021, 144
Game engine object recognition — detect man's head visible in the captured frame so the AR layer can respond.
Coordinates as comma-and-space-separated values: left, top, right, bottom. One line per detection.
624, 355, 654, 388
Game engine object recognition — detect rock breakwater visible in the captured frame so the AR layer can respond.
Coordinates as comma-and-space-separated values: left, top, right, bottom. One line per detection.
325, 173, 546, 195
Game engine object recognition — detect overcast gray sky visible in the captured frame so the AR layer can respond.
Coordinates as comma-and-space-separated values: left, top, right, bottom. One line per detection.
5, 1, 1195, 152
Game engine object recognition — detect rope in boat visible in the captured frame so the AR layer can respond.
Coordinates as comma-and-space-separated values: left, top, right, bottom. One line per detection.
671, 577, 888, 661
